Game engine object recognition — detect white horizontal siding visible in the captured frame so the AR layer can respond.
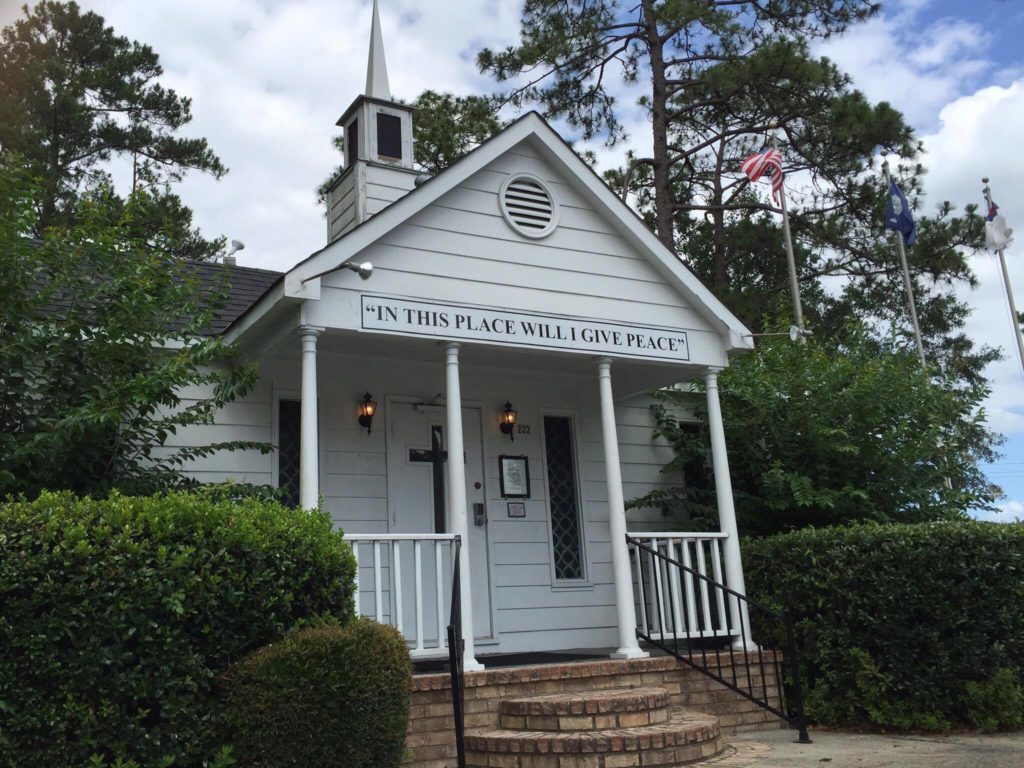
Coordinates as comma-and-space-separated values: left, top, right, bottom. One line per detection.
317, 139, 729, 364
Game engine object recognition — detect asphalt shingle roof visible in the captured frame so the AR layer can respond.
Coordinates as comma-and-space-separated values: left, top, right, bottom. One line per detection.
186, 261, 282, 335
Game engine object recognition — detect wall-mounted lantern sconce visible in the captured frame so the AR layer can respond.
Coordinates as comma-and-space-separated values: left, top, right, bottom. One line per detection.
499, 401, 518, 441
358, 392, 377, 433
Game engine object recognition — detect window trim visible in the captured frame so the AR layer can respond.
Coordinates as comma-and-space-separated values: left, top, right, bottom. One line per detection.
375, 112, 403, 162
272, 389, 324, 506
272, 391, 301, 506
345, 118, 359, 167
539, 409, 590, 587
367, 103, 412, 165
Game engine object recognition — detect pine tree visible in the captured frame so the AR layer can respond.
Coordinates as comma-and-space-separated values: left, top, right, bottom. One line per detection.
0, 1, 225, 258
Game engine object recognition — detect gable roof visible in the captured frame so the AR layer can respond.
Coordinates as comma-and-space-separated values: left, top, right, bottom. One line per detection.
277, 112, 752, 352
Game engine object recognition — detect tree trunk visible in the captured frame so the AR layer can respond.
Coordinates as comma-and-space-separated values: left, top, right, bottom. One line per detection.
39, 96, 61, 233
712, 135, 727, 289
641, 0, 675, 254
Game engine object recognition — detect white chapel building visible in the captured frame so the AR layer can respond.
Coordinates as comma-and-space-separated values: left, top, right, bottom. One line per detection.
181, 3, 757, 670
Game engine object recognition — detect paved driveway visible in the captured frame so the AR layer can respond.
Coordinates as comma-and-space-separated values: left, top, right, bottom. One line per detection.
711, 727, 1024, 767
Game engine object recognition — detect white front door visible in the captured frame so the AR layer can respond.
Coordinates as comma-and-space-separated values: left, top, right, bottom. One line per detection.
387, 401, 494, 643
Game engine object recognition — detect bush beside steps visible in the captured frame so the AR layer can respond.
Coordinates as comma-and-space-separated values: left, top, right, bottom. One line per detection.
744, 521, 1024, 732
224, 620, 412, 768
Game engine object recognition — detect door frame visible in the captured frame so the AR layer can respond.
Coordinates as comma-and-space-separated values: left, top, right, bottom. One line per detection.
384, 394, 498, 644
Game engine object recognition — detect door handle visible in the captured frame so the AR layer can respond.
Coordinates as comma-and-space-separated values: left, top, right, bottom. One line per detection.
473, 503, 486, 526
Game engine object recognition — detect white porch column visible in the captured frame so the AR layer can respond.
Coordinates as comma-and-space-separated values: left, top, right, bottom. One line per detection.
299, 326, 321, 510
704, 368, 754, 649
444, 343, 483, 671
597, 357, 648, 660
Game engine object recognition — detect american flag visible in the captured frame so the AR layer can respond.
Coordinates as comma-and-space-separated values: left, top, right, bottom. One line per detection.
741, 148, 784, 201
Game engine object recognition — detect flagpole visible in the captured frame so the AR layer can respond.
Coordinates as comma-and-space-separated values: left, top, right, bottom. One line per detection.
983, 177, 1024, 374
882, 152, 926, 367
770, 126, 804, 330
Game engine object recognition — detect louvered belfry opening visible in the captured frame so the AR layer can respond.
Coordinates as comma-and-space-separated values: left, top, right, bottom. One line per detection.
500, 174, 558, 238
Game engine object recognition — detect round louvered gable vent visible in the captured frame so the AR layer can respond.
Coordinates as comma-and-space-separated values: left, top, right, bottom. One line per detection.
499, 174, 559, 238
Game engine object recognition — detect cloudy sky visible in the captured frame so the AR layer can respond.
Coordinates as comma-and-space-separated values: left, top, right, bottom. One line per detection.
3, 0, 1022, 519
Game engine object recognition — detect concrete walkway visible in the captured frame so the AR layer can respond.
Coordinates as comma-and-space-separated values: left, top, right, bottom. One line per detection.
707, 727, 1024, 767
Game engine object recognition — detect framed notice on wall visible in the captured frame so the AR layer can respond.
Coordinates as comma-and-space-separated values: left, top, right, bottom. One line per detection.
499, 455, 530, 498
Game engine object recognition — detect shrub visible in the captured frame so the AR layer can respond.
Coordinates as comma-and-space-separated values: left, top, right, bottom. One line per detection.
744, 521, 1024, 730
224, 620, 412, 768
962, 668, 1024, 732
0, 491, 356, 768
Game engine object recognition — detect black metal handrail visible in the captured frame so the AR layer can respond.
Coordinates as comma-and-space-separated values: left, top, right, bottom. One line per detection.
446, 537, 467, 768
628, 536, 810, 743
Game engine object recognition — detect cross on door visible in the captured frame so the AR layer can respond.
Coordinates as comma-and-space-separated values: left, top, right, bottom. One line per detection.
408, 425, 447, 534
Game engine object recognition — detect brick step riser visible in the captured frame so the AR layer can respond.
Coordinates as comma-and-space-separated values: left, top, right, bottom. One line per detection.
466, 735, 724, 768
500, 707, 670, 732
498, 687, 672, 732
464, 720, 720, 756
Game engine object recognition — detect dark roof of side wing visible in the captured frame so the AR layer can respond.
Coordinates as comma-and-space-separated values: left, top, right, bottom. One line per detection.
185, 262, 283, 335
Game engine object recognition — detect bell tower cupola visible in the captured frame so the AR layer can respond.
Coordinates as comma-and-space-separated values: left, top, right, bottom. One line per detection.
326, 0, 417, 243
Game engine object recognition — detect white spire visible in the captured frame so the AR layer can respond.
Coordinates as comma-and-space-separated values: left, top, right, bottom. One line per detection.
365, 0, 391, 100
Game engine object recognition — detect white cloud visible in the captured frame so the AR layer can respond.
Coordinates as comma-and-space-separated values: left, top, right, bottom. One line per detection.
814, 11, 992, 130
971, 499, 1024, 523
916, 80, 1024, 441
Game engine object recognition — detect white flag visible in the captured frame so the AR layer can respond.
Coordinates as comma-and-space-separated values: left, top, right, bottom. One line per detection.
986, 214, 1014, 252
985, 198, 1014, 252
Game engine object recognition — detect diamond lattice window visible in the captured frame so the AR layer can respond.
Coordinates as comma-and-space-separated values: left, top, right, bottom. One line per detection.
278, 399, 301, 508
543, 415, 584, 580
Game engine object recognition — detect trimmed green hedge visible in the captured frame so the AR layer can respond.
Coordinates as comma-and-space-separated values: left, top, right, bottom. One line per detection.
224, 621, 412, 768
0, 491, 356, 767
744, 521, 1024, 730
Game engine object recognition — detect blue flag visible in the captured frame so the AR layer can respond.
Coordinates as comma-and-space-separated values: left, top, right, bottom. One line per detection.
885, 180, 917, 246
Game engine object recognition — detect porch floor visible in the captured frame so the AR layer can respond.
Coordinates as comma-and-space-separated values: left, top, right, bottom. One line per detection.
412, 647, 617, 674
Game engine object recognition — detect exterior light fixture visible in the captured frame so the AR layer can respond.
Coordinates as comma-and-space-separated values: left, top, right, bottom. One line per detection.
499, 401, 518, 441
301, 260, 374, 284
358, 392, 377, 433
742, 325, 813, 342
342, 261, 374, 280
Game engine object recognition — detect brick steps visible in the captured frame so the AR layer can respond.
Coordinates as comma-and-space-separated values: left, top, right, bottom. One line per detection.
466, 687, 724, 768
405, 655, 785, 768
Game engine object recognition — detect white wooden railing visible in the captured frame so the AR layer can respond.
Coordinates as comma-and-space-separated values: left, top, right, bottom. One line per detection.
628, 532, 739, 641
343, 533, 458, 658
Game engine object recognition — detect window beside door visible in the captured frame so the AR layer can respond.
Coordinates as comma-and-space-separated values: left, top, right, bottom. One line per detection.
277, 399, 301, 508
542, 414, 585, 581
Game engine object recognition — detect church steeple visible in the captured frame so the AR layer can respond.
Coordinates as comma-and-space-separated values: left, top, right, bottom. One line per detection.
365, 0, 391, 100
325, 0, 417, 243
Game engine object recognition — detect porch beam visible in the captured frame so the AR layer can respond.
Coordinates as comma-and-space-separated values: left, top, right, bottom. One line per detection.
299, 326, 322, 510
597, 357, 648, 660
704, 368, 754, 649
444, 342, 483, 671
